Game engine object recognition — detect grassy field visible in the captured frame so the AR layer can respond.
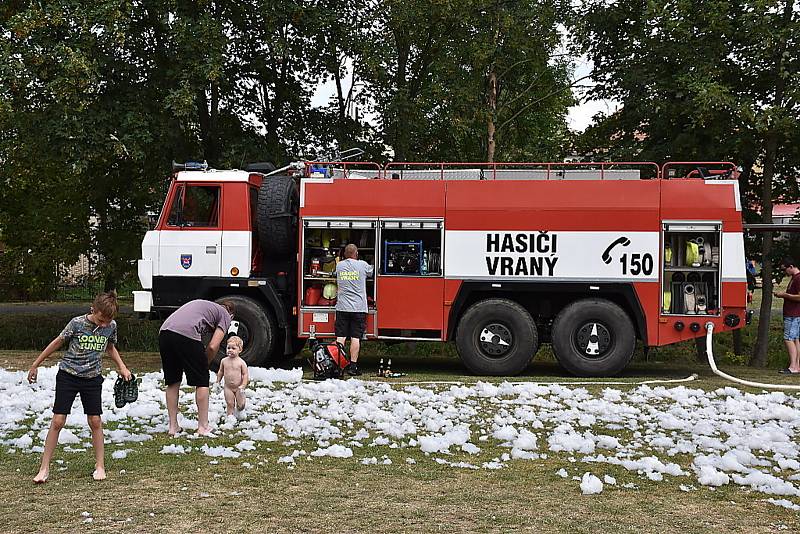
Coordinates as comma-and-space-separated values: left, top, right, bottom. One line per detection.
0, 350, 799, 533
1, 290, 797, 533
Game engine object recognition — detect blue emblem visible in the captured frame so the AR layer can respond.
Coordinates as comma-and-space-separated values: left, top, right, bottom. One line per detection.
180, 254, 192, 269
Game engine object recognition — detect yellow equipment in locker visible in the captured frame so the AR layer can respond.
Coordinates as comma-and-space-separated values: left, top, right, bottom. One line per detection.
685, 240, 700, 267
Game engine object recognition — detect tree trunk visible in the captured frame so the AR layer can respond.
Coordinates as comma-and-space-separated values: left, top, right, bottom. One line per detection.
196, 83, 219, 165
750, 1, 792, 366
391, 28, 409, 161
694, 336, 707, 363
486, 6, 500, 163
487, 68, 497, 163
103, 274, 117, 293
750, 140, 776, 367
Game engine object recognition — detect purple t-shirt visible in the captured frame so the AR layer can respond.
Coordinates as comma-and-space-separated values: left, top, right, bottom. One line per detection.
160, 300, 232, 341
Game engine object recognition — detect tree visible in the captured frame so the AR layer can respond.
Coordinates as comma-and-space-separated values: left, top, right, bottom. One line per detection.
575, 0, 800, 366
359, 0, 575, 162
1, 1, 199, 294
446, 0, 575, 162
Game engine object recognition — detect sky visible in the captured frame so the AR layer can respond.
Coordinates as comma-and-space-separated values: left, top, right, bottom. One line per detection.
565, 56, 620, 132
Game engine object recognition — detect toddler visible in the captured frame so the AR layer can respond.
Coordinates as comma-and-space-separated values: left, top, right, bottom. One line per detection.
216, 336, 249, 418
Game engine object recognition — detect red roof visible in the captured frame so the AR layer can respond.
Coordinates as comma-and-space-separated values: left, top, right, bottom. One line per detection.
774, 203, 800, 217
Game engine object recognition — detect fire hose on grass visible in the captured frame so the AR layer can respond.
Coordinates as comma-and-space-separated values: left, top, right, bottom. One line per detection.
705, 322, 800, 391
401, 375, 699, 386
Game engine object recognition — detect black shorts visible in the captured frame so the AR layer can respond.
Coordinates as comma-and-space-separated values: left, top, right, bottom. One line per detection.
53, 369, 103, 416
159, 330, 209, 387
335, 311, 366, 339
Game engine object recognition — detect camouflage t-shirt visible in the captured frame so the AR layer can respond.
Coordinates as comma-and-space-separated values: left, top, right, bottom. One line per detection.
58, 315, 118, 378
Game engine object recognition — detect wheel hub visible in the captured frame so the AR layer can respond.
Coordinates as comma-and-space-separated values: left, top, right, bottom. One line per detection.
478, 324, 513, 357
575, 322, 612, 357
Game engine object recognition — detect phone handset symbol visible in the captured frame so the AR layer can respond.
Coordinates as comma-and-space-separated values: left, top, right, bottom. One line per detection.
602, 237, 631, 264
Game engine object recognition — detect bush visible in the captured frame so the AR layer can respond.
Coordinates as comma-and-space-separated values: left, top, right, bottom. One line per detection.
0, 312, 161, 352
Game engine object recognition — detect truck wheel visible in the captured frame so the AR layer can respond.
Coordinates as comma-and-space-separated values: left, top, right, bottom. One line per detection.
257, 175, 299, 258
208, 295, 275, 370
455, 299, 538, 376
551, 299, 635, 377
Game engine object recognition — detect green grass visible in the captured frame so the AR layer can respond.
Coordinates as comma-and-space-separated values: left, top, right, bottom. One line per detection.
0, 350, 798, 533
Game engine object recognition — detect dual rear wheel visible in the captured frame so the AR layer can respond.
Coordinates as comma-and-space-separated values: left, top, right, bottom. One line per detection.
455, 298, 635, 377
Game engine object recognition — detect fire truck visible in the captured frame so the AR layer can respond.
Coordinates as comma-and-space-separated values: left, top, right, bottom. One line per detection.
134, 160, 748, 377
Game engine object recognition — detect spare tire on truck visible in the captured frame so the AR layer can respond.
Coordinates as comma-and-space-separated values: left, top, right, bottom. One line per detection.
258, 175, 299, 258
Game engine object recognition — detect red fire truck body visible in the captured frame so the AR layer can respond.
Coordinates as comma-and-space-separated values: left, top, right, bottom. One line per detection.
135, 162, 748, 376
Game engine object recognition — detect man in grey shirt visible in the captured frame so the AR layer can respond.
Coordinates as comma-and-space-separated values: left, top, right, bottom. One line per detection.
335, 244, 374, 376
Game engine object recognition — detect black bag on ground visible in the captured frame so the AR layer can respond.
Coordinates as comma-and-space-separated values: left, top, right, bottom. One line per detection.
308, 339, 350, 380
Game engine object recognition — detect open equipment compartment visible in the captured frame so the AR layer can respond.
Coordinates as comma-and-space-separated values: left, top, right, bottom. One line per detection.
661, 221, 722, 316
375, 218, 445, 338
300, 218, 377, 310
379, 219, 443, 276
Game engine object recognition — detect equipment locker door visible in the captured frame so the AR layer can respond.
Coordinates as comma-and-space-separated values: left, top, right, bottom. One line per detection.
376, 219, 445, 338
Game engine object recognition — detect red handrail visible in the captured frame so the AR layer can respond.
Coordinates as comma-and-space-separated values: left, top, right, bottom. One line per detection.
301, 160, 738, 181
661, 161, 738, 180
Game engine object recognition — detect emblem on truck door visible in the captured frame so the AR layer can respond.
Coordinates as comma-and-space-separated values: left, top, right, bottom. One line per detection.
180, 254, 192, 269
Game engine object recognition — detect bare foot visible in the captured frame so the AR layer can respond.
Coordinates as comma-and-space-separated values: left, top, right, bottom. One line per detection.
33, 470, 49, 484
92, 468, 107, 481
197, 427, 215, 437
168, 426, 183, 437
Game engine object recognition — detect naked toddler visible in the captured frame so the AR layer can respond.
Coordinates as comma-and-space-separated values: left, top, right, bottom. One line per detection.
216, 336, 249, 417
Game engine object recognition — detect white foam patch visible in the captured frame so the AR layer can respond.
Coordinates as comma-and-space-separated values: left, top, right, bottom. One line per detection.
201, 444, 240, 458
766, 498, 800, 510
310, 445, 353, 458
2, 366, 800, 503
112, 449, 133, 459
580, 472, 603, 494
